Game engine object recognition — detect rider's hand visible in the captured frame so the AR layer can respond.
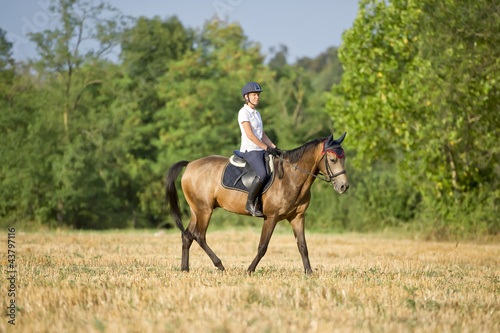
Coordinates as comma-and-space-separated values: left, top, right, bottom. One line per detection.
266, 146, 282, 157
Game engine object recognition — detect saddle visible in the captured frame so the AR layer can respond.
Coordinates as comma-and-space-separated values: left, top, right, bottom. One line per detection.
221, 151, 275, 194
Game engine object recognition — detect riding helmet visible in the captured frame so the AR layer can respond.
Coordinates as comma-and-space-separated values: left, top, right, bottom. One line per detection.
241, 82, 263, 99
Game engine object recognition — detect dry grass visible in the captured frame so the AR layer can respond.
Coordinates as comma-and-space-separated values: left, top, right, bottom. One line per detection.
1, 228, 499, 332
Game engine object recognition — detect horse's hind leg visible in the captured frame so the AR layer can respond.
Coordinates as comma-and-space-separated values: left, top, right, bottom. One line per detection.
181, 229, 194, 272
188, 208, 225, 271
180, 211, 199, 272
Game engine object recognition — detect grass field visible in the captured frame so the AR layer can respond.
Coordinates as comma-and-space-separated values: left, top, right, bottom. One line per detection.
1, 227, 499, 332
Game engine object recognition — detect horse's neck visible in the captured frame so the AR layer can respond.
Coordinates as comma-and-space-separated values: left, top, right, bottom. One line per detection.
284, 144, 322, 187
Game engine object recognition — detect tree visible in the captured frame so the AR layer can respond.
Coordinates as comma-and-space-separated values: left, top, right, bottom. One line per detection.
112, 15, 193, 225
415, 0, 500, 195
29, 0, 127, 134
327, 0, 500, 235
0, 29, 23, 224
121, 15, 193, 80
296, 46, 343, 92
264, 45, 338, 147
1, 0, 131, 228
0, 29, 14, 80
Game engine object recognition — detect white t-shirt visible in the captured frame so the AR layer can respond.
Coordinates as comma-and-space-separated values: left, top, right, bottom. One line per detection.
238, 104, 264, 152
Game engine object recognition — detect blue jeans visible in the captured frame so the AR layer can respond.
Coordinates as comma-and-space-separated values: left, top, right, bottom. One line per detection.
242, 150, 267, 180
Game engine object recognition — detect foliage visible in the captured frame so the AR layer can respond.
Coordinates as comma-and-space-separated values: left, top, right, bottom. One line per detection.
112, 15, 194, 225
120, 15, 193, 80
327, 0, 500, 236
1, 1, 130, 228
264, 45, 337, 147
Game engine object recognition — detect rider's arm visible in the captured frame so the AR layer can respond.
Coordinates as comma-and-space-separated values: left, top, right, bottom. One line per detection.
261, 132, 276, 149
241, 121, 268, 150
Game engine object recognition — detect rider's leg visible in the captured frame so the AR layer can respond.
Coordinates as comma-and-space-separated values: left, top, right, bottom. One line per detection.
242, 150, 267, 217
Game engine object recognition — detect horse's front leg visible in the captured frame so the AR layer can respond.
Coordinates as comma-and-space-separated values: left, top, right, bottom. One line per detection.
288, 212, 313, 275
247, 216, 278, 274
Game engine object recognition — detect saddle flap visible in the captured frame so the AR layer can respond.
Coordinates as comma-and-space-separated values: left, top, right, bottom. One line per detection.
222, 161, 276, 195
241, 164, 255, 189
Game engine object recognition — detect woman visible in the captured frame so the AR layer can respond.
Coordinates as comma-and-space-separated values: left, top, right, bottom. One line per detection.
238, 82, 281, 217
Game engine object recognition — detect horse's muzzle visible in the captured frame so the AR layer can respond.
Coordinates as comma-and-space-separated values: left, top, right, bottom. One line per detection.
334, 181, 349, 194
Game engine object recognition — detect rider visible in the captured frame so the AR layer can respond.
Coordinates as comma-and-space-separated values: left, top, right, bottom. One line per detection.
238, 82, 281, 217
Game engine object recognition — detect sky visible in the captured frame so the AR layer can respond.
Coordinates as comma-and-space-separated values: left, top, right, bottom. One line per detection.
1, 0, 359, 63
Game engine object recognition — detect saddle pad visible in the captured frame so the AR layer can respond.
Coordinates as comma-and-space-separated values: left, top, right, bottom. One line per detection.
221, 162, 275, 194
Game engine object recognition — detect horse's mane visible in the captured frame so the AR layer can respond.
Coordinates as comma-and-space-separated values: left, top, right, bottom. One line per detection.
282, 137, 326, 164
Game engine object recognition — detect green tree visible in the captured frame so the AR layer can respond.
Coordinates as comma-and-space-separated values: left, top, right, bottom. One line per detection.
416, 0, 500, 195
0, 29, 14, 81
1, 0, 131, 228
296, 46, 343, 92
121, 16, 193, 80
265, 45, 336, 147
0, 29, 24, 224
112, 15, 193, 225
29, 0, 126, 135
327, 0, 500, 236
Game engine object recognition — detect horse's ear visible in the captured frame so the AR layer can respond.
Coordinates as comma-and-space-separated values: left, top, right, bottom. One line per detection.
336, 132, 347, 144
327, 132, 347, 147
325, 134, 334, 147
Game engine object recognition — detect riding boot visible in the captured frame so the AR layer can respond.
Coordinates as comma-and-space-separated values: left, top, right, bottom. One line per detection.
245, 176, 264, 217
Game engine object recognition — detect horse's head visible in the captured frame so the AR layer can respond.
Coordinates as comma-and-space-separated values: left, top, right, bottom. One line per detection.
319, 132, 349, 194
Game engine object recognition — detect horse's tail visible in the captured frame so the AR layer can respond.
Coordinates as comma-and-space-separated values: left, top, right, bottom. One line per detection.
166, 161, 190, 233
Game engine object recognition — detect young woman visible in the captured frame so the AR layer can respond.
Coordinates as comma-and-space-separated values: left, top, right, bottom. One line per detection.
238, 82, 281, 217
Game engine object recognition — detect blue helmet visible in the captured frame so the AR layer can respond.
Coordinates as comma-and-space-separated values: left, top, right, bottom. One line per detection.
241, 82, 263, 99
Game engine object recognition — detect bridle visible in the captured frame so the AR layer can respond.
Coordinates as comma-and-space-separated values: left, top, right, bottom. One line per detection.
276, 148, 346, 188
321, 152, 347, 182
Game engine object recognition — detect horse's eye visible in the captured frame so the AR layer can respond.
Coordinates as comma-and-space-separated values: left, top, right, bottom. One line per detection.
330, 158, 337, 163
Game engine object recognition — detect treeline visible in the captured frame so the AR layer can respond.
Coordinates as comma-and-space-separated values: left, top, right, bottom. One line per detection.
1, 0, 498, 238
0, 0, 337, 230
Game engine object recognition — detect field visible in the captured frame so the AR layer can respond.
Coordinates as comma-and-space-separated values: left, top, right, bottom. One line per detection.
1, 228, 499, 332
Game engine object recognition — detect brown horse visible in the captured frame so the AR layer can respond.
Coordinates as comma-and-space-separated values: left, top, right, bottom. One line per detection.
165, 133, 349, 274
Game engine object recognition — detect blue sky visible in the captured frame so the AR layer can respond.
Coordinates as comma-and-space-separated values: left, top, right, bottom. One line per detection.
1, 0, 359, 62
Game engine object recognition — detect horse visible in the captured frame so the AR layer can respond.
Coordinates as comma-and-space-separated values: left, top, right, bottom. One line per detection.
165, 132, 349, 274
